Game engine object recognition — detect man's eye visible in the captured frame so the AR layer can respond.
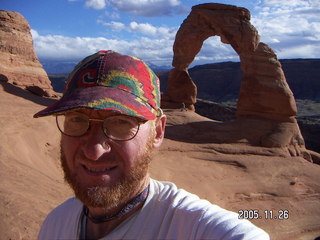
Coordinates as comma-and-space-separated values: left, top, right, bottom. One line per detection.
116, 119, 131, 124
113, 119, 132, 126
73, 117, 85, 122
107, 117, 136, 127
67, 116, 87, 123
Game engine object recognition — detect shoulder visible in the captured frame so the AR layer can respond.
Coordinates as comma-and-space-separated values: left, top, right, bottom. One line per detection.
150, 179, 198, 202
148, 179, 269, 239
149, 179, 214, 211
38, 197, 83, 239
44, 197, 82, 221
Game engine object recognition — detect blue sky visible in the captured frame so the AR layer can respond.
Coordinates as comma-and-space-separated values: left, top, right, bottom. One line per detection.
2, 0, 320, 67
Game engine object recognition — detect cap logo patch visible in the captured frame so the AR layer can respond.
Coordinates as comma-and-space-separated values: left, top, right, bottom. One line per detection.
78, 69, 97, 87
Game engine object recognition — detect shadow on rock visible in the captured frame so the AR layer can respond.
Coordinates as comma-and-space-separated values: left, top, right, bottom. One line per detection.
165, 120, 247, 144
0, 81, 57, 107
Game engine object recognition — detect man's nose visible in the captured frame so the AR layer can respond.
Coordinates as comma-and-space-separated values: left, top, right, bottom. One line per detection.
82, 123, 111, 161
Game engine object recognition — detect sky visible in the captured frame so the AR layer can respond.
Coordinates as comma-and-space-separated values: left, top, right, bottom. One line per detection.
2, 0, 320, 67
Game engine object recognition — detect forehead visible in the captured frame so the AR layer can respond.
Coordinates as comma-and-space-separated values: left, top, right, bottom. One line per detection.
73, 108, 122, 118
71, 109, 147, 122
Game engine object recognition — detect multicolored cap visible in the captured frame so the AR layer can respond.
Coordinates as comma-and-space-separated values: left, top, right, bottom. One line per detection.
34, 50, 162, 120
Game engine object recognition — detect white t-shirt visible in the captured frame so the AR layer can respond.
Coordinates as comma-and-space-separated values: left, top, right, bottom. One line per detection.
38, 179, 269, 240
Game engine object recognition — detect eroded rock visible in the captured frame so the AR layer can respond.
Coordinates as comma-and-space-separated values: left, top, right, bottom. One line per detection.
162, 3, 310, 160
0, 10, 55, 97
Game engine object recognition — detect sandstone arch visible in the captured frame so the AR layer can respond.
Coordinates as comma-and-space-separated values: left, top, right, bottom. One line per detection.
162, 3, 310, 159
162, 3, 297, 122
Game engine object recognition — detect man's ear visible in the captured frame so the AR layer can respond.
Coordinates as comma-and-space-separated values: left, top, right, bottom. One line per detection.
152, 114, 166, 148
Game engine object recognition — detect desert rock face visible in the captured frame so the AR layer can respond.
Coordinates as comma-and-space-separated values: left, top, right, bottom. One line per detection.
0, 10, 55, 97
162, 3, 312, 161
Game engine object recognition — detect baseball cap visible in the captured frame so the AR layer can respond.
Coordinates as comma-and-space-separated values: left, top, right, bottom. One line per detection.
34, 50, 162, 120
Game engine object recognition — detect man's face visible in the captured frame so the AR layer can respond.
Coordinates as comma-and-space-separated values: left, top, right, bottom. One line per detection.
60, 109, 156, 210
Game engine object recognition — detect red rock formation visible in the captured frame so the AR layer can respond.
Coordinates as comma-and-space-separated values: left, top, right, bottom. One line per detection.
0, 10, 55, 97
162, 3, 311, 160
164, 3, 296, 121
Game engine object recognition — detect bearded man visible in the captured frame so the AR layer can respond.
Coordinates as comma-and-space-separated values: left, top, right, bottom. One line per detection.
35, 50, 269, 240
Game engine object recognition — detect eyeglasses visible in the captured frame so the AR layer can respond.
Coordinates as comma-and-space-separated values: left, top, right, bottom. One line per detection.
56, 112, 146, 141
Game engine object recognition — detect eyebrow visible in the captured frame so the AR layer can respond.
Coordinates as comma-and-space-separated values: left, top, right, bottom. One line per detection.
73, 110, 120, 118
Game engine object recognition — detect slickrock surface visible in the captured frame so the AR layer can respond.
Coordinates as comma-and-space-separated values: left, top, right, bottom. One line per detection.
162, 3, 312, 163
0, 10, 55, 97
1, 83, 320, 240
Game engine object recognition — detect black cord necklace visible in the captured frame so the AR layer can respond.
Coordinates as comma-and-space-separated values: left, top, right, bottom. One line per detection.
83, 185, 149, 224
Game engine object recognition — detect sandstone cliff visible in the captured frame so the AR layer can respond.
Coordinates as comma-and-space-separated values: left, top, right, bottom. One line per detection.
0, 10, 55, 97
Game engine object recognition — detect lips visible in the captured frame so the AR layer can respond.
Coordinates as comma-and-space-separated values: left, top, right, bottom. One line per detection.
84, 165, 116, 173
81, 163, 118, 176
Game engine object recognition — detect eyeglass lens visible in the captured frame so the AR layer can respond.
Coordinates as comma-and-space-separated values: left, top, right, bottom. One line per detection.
56, 112, 140, 140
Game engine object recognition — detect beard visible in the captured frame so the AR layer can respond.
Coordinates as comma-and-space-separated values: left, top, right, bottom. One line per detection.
60, 138, 153, 210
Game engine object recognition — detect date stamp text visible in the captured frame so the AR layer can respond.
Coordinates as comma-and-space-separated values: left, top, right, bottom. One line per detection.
238, 209, 289, 220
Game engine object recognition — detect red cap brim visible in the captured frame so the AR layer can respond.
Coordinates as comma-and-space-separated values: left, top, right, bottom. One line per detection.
33, 86, 157, 120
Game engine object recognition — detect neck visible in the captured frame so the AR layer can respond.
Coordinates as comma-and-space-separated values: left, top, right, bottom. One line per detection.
88, 176, 150, 218
85, 201, 145, 239
84, 177, 150, 239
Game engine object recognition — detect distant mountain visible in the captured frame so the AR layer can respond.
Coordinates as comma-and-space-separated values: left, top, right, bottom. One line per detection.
146, 62, 171, 72
156, 61, 243, 100
40, 59, 79, 74
157, 59, 320, 103
281, 59, 320, 101
40, 58, 170, 74
48, 74, 67, 93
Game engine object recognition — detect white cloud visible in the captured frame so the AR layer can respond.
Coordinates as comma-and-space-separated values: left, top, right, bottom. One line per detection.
85, 0, 107, 10
257, 0, 319, 9
252, 0, 320, 59
97, 20, 125, 31
30, 29, 39, 39
109, 11, 120, 19
31, 30, 174, 66
194, 37, 240, 64
84, 0, 188, 16
275, 43, 320, 59
129, 22, 157, 36
97, 20, 177, 39
128, 21, 177, 39
31, 29, 242, 67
